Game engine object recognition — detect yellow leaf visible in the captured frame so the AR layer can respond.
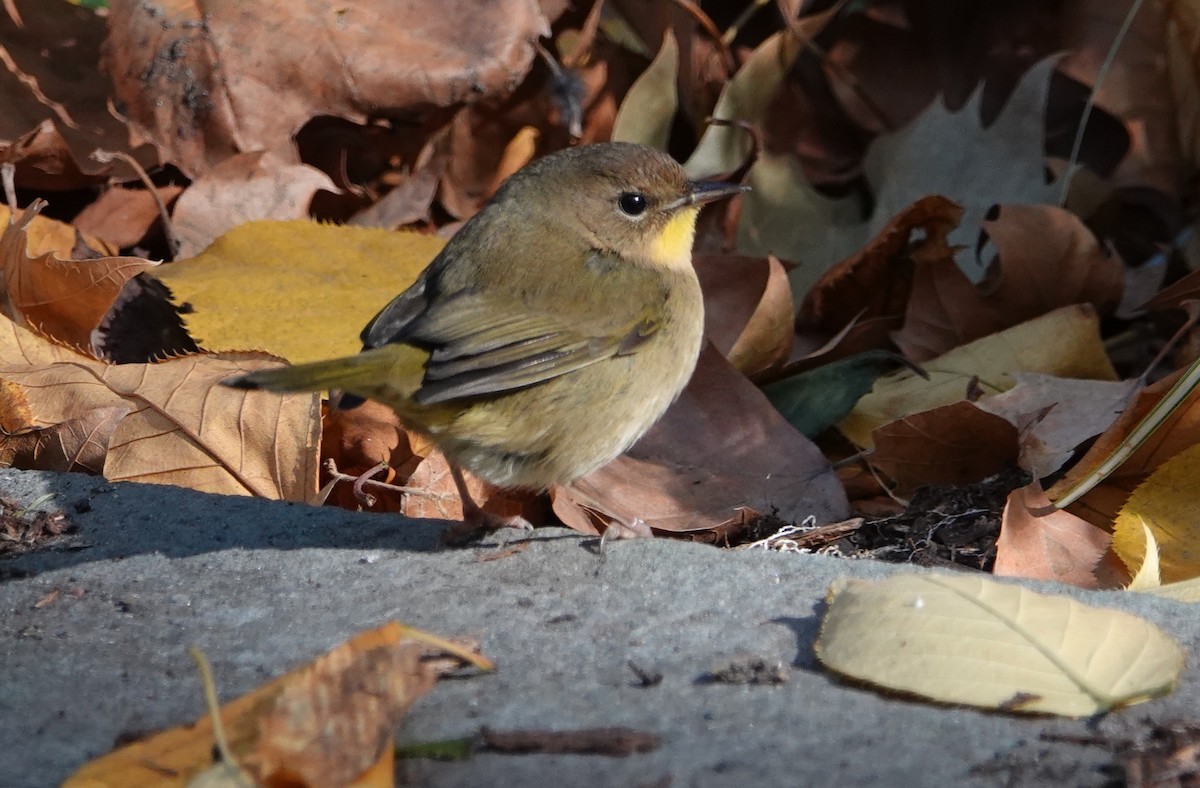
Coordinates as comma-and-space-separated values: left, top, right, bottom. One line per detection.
815, 572, 1184, 717
1113, 442, 1200, 584
1143, 577, 1200, 603
64, 622, 493, 788
150, 220, 446, 363
839, 305, 1116, 448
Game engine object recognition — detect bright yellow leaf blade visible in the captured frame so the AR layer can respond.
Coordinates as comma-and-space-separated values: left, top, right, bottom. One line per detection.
815, 573, 1184, 717
150, 220, 446, 363
839, 305, 1116, 447
1113, 442, 1200, 584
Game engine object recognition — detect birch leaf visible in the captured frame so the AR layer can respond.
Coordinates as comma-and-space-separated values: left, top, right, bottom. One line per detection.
816, 573, 1184, 717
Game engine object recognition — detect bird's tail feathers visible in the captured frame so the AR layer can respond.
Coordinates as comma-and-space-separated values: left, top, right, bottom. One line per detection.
223, 346, 405, 395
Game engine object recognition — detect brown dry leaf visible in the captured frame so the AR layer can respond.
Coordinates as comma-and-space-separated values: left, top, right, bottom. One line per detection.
841, 305, 1117, 448
0, 2, 155, 189
0, 317, 319, 499
321, 399, 541, 522
0, 405, 130, 475
1047, 369, 1200, 526
797, 195, 961, 361
64, 622, 493, 788
0, 202, 155, 354
552, 344, 848, 537
994, 480, 1125, 589
869, 401, 1018, 494
976, 373, 1139, 478
171, 152, 339, 257
1061, 0, 1181, 197
149, 220, 446, 364
103, 0, 549, 176
72, 185, 183, 250
695, 254, 793, 376
893, 204, 1125, 361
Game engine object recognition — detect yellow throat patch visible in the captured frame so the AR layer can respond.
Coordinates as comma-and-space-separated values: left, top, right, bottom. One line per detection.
647, 206, 700, 269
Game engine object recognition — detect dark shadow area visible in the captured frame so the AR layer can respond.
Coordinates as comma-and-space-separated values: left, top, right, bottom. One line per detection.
772, 609, 826, 672
0, 468, 451, 579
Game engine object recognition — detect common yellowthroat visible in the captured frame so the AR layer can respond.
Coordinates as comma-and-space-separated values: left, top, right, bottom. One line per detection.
227, 142, 745, 534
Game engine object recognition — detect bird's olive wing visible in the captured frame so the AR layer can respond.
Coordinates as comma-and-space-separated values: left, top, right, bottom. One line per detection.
358, 254, 454, 349
405, 291, 660, 405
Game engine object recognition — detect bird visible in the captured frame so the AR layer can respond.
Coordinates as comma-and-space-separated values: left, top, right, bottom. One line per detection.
226, 142, 746, 537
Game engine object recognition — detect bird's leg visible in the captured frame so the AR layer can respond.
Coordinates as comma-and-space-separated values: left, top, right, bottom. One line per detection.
442, 465, 534, 545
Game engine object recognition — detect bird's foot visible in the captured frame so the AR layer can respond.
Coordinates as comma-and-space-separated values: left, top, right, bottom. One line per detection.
443, 507, 534, 546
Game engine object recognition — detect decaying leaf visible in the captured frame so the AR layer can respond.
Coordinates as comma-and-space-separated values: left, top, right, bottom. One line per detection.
815, 572, 1184, 717
102, 0, 550, 175
976, 373, 1139, 478
869, 401, 1018, 494
0, 202, 153, 354
64, 622, 493, 788
0, 317, 320, 499
840, 305, 1117, 448
695, 254, 794, 376
994, 480, 1123, 589
170, 152, 339, 257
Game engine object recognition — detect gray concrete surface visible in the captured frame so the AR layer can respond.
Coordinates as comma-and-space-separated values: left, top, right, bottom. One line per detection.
0, 468, 1195, 787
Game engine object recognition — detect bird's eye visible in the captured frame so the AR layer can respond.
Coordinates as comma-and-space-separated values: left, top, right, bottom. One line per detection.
617, 192, 648, 217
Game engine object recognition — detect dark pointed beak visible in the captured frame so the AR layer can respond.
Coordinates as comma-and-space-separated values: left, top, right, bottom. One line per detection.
686, 180, 750, 206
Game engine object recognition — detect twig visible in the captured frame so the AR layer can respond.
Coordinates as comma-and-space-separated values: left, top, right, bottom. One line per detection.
321, 458, 436, 508
91, 149, 181, 258
1057, 0, 1146, 206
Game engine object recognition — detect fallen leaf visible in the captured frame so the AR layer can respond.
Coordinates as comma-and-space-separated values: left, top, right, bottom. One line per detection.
148, 220, 446, 363
64, 622, 492, 787
840, 305, 1117, 448
102, 0, 550, 175
0, 317, 319, 499
869, 401, 1018, 494
0, 202, 155, 354
1113, 442, 1200, 584
170, 152, 338, 257
611, 30, 678, 149
815, 572, 1184, 717
553, 344, 848, 537
976, 373, 1139, 478
0, 3, 155, 188
695, 254, 793, 376
763, 351, 915, 438
0, 405, 130, 475
893, 203, 1125, 361
994, 480, 1123, 589
72, 185, 183, 250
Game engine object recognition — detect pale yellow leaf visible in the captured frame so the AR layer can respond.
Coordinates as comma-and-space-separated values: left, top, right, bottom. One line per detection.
1143, 577, 1200, 603
1113, 441, 1200, 584
149, 220, 445, 364
840, 305, 1116, 448
1126, 519, 1163, 591
815, 573, 1184, 717
611, 30, 678, 150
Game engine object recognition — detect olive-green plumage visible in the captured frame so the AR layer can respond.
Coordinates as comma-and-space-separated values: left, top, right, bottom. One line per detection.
228, 142, 744, 521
